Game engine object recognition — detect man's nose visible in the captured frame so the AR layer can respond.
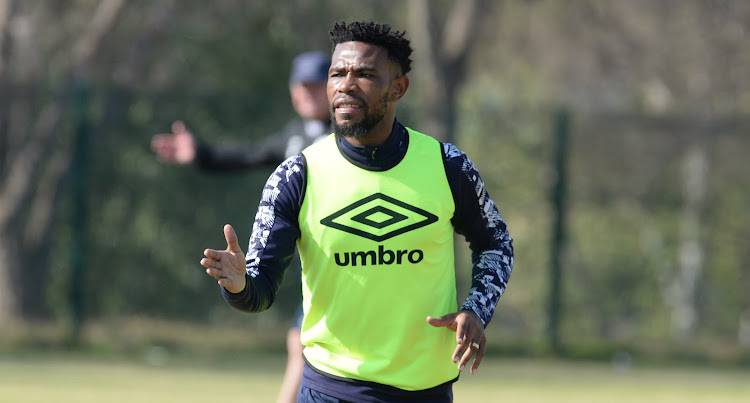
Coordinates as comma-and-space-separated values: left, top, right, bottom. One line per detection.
335, 73, 357, 92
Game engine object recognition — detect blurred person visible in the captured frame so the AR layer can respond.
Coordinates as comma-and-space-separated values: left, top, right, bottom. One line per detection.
151, 50, 331, 171
152, 51, 331, 403
201, 20, 514, 402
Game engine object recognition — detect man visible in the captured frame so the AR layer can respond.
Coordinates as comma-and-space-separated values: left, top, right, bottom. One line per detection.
201, 21, 513, 402
150, 51, 330, 171
153, 51, 331, 403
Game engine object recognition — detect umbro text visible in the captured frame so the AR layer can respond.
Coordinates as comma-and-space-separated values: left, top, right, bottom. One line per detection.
334, 245, 424, 266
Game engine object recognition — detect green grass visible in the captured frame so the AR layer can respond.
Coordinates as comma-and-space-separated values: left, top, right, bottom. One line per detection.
454, 359, 750, 402
1, 354, 748, 402
0, 353, 283, 403
1, 319, 747, 402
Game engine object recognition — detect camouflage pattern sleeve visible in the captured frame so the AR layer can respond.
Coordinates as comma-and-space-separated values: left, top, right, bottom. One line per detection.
222, 154, 305, 312
443, 143, 514, 326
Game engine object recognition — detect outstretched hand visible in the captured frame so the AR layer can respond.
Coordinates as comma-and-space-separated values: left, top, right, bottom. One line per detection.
150, 120, 197, 164
201, 224, 247, 293
427, 310, 486, 374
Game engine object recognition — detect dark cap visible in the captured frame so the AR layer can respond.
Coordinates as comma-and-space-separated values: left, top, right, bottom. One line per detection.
289, 51, 330, 84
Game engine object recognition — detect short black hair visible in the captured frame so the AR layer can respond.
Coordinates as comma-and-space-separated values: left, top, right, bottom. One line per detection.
329, 20, 413, 76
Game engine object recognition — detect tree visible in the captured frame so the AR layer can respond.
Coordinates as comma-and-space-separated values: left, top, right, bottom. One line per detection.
408, 0, 495, 143
0, 0, 182, 323
0, 0, 128, 321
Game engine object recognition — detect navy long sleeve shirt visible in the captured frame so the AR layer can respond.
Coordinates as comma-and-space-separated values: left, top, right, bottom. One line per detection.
222, 120, 513, 327
195, 118, 330, 172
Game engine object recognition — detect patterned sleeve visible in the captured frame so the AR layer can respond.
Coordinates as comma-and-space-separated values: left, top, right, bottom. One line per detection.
443, 143, 514, 327
221, 154, 305, 312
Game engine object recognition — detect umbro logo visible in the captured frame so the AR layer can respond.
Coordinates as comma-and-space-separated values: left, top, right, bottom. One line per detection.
320, 193, 438, 241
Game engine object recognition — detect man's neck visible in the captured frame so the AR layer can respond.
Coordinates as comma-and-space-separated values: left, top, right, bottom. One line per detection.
335, 120, 408, 172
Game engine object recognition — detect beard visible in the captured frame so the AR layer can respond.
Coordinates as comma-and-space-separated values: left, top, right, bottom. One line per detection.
331, 92, 389, 141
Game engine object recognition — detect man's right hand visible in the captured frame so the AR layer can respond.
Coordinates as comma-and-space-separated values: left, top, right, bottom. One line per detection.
150, 120, 197, 164
201, 224, 247, 293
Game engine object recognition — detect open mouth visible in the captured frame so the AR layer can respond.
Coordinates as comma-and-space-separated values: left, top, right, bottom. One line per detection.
333, 97, 364, 114
336, 104, 362, 114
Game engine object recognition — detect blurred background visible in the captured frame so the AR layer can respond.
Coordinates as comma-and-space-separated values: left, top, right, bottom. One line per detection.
0, 0, 749, 397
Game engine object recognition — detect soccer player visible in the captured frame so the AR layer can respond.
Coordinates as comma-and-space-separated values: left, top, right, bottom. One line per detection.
201, 20, 514, 402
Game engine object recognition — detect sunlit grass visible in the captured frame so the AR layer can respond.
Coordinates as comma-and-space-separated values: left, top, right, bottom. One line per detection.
454, 359, 750, 402
1, 354, 748, 403
0, 354, 282, 403
1, 319, 747, 402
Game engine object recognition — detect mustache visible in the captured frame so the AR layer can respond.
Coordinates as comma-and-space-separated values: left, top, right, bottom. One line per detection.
331, 95, 365, 107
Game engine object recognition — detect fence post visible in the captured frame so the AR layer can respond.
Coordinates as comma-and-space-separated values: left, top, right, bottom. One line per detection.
68, 79, 90, 345
548, 107, 570, 355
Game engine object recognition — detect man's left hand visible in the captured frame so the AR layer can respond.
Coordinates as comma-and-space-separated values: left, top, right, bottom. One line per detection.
427, 310, 486, 374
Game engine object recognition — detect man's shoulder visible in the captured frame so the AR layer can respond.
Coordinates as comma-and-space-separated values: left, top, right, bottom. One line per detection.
441, 142, 466, 161
263, 154, 306, 204
439, 142, 482, 180
275, 153, 306, 174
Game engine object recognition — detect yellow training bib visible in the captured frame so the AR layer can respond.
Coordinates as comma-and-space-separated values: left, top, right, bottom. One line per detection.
298, 128, 459, 390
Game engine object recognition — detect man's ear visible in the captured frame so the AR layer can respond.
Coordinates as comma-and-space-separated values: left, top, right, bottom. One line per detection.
390, 75, 409, 101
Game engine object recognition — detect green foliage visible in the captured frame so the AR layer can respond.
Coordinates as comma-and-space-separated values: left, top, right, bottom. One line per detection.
454, 71, 750, 352
42, 0, 406, 325
6, 0, 750, 363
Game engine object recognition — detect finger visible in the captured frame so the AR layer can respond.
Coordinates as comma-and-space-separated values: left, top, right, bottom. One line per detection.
150, 135, 173, 152
150, 135, 164, 149
470, 338, 486, 374
205, 267, 222, 280
455, 327, 482, 371
223, 224, 242, 253
457, 341, 477, 372
452, 342, 463, 365
203, 248, 220, 260
455, 317, 469, 344
426, 313, 457, 329
200, 257, 220, 269
454, 313, 480, 362
452, 329, 475, 365
172, 120, 187, 135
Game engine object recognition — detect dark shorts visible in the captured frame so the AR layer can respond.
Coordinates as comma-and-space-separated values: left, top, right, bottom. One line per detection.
300, 361, 454, 403
298, 386, 353, 403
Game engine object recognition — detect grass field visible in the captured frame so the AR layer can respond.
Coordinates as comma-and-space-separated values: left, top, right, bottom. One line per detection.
1, 353, 748, 402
